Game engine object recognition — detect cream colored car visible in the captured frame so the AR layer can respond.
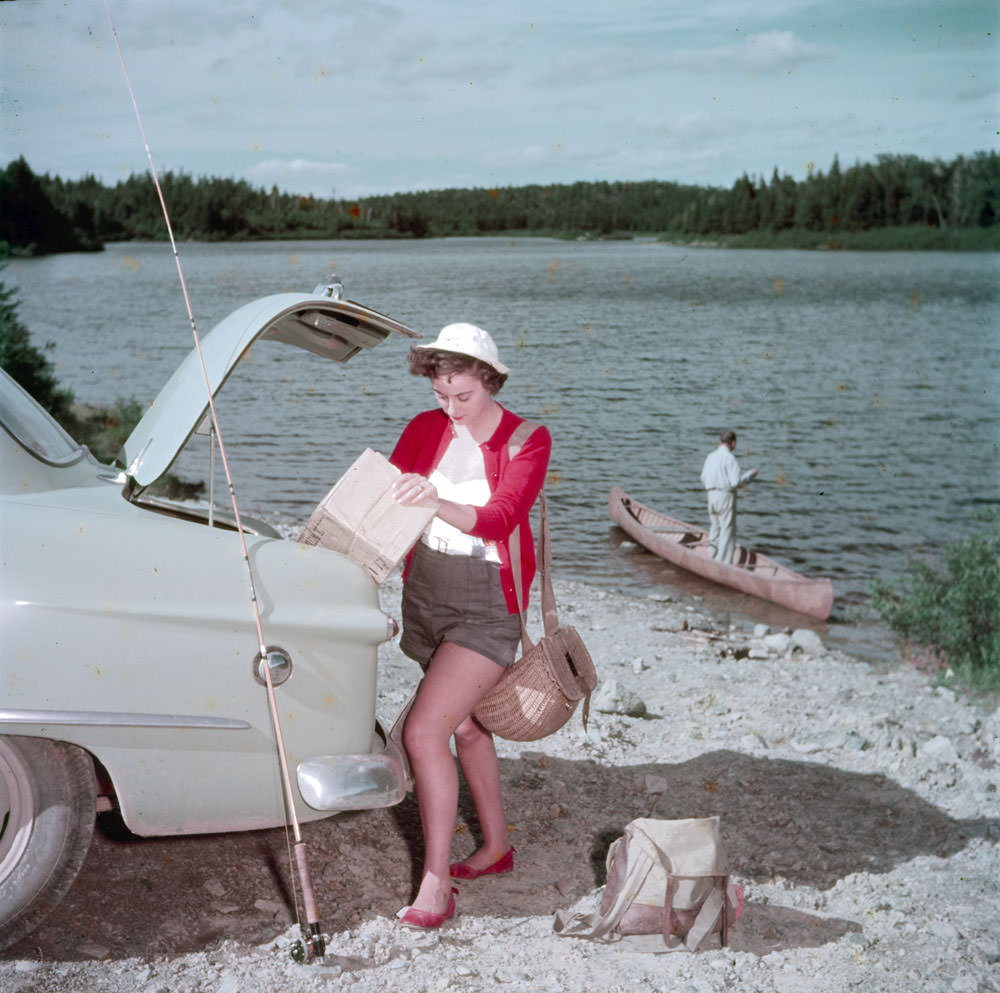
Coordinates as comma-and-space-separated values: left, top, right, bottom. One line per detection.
0, 281, 416, 949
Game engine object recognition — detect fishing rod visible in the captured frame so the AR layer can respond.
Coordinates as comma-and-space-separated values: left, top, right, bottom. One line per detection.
104, 1, 325, 962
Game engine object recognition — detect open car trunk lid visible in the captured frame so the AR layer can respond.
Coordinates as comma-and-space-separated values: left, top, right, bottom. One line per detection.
119, 288, 420, 493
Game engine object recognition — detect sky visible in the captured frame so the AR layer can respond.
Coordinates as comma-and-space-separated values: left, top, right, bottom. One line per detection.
1, 0, 997, 200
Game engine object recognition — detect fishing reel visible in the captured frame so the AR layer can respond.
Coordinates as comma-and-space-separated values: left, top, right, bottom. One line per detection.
289, 923, 327, 963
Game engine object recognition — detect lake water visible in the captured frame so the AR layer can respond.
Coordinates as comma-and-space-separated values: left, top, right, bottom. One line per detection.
5, 239, 999, 660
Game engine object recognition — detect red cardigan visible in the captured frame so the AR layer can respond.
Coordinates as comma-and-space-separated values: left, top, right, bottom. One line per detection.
389, 406, 552, 613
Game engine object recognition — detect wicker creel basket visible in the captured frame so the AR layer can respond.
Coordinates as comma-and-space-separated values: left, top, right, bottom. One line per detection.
474, 625, 596, 741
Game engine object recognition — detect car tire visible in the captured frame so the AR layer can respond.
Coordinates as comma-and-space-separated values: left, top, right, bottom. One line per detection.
0, 736, 96, 951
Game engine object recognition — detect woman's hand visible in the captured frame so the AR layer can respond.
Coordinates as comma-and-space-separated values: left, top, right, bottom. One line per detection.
392, 473, 440, 509
394, 474, 478, 532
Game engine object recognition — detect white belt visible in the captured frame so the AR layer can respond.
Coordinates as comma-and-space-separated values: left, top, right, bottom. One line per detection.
421, 534, 493, 560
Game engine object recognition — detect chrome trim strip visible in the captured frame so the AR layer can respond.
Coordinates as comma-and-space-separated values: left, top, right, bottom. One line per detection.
0, 709, 251, 730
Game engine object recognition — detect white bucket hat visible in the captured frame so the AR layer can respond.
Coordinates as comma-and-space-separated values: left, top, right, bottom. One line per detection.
414, 322, 509, 376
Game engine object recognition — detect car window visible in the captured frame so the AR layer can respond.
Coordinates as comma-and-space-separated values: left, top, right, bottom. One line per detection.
0, 371, 82, 463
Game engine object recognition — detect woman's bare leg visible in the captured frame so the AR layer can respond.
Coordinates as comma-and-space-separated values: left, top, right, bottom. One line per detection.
453, 716, 510, 869
402, 641, 504, 914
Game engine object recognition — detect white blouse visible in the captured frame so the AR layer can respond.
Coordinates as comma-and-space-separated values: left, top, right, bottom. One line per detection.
422, 424, 500, 562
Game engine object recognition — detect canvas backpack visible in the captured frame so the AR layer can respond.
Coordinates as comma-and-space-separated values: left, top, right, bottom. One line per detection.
553, 817, 743, 952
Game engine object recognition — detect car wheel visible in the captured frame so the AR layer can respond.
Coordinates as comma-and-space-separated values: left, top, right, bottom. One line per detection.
0, 736, 96, 951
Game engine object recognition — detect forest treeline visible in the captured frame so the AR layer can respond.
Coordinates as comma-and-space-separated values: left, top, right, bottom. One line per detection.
2, 150, 997, 256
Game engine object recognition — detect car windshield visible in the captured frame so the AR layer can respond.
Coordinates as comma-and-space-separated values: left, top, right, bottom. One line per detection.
0, 372, 82, 464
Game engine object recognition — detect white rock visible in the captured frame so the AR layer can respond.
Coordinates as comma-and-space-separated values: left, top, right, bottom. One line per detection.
920, 735, 959, 765
592, 679, 647, 717
763, 632, 791, 654
844, 730, 869, 751
791, 629, 825, 654
790, 731, 846, 753
217, 974, 241, 993
951, 977, 980, 992
927, 919, 961, 941
980, 708, 1000, 759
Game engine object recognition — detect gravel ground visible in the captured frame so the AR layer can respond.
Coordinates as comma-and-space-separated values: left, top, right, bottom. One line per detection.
3, 574, 999, 993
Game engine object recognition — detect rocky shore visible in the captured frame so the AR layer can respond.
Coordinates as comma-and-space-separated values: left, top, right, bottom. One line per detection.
3, 576, 999, 993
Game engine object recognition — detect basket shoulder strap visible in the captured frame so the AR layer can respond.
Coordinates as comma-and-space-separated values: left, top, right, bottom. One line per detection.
507, 419, 541, 458
537, 491, 558, 635
506, 420, 554, 649
507, 521, 533, 655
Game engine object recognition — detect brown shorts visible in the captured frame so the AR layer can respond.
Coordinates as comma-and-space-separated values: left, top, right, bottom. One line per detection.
400, 541, 521, 670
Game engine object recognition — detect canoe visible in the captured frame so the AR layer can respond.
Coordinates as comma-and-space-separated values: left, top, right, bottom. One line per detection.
608, 486, 834, 620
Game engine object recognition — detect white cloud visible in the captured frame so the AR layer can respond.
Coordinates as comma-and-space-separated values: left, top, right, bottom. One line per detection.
672, 31, 838, 73
244, 158, 352, 197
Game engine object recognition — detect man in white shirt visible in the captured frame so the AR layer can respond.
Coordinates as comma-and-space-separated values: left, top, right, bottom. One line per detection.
700, 430, 759, 564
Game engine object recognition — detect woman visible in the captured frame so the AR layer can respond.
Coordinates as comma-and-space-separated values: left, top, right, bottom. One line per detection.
389, 322, 551, 929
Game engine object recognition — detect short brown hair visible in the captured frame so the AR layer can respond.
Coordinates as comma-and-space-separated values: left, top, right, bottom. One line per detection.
408, 347, 508, 395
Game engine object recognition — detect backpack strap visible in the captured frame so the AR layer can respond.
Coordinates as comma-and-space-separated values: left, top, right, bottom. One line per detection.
668, 873, 729, 951
553, 829, 657, 942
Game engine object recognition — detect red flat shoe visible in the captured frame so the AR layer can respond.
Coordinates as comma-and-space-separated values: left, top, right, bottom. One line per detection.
398, 887, 458, 930
449, 846, 515, 880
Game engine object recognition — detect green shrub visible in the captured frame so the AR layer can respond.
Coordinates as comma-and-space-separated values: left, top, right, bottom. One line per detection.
872, 513, 1000, 692
0, 277, 78, 432
73, 398, 145, 463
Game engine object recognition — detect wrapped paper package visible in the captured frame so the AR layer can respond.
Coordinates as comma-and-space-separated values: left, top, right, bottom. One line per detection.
298, 448, 436, 583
